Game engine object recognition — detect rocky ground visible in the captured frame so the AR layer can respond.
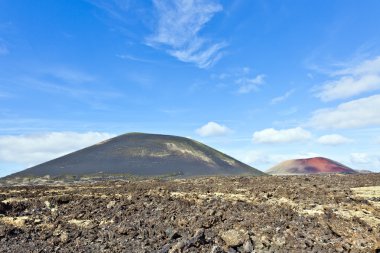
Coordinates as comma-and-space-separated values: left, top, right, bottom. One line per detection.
0, 174, 380, 253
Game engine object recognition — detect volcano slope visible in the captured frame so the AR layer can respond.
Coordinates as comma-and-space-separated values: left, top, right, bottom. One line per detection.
6, 133, 264, 179
0, 174, 380, 252
267, 157, 357, 175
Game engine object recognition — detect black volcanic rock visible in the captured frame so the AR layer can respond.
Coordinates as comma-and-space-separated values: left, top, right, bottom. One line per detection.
7, 133, 264, 178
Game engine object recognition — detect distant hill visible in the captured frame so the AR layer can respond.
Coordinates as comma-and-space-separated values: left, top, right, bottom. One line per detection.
6, 133, 265, 178
356, 169, 374, 174
267, 157, 357, 175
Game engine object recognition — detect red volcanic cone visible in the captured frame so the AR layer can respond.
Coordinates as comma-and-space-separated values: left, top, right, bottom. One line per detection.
267, 157, 357, 175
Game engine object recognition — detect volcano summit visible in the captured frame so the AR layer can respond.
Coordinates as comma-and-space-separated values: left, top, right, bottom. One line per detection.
6, 133, 264, 178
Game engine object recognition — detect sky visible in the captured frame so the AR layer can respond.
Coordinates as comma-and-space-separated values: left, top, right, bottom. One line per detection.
1, 0, 380, 177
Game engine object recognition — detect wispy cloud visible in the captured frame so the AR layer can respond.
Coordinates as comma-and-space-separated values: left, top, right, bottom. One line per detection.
40, 67, 96, 84
10, 66, 123, 109
0, 22, 12, 55
147, 0, 226, 68
279, 106, 298, 116
314, 56, 380, 101
90, 0, 226, 68
19, 67, 98, 95
236, 74, 265, 94
271, 89, 295, 105
0, 91, 12, 98
0, 39, 9, 55
212, 67, 266, 94
116, 54, 156, 63
21, 77, 92, 97
159, 108, 190, 116
20, 76, 122, 109
88, 0, 133, 23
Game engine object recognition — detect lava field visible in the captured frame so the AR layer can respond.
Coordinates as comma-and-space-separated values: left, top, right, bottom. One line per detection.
1, 174, 380, 253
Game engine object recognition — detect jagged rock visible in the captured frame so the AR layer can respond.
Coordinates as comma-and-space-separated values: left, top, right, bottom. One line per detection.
165, 228, 181, 240
44, 201, 51, 209
220, 229, 248, 247
60, 231, 69, 243
210, 245, 223, 253
226, 248, 237, 253
168, 241, 186, 253
158, 244, 171, 253
106, 201, 116, 209
242, 239, 254, 252
116, 224, 129, 235
0, 226, 6, 238
0, 202, 10, 214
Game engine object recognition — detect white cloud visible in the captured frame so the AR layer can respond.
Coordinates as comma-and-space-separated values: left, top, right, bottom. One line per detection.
147, 0, 225, 68
252, 127, 311, 143
350, 153, 371, 164
334, 56, 380, 76
316, 75, 380, 102
240, 150, 321, 169
0, 132, 115, 167
317, 134, 352, 145
196, 121, 231, 137
309, 94, 380, 129
236, 75, 265, 94
315, 56, 380, 101
349, 153, 380, 171
271, 89, 295, 104
241, 150, 271, 165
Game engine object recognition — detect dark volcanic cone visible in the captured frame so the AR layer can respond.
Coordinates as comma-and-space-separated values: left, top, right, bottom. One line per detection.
267, 157, 357, 175
7, 133, 265, 178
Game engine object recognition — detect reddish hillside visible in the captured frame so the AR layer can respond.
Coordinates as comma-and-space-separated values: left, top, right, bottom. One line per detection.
267, 157, 357, 175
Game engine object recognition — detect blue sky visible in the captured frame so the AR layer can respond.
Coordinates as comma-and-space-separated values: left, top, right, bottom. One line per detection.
1, 0, 380, 176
